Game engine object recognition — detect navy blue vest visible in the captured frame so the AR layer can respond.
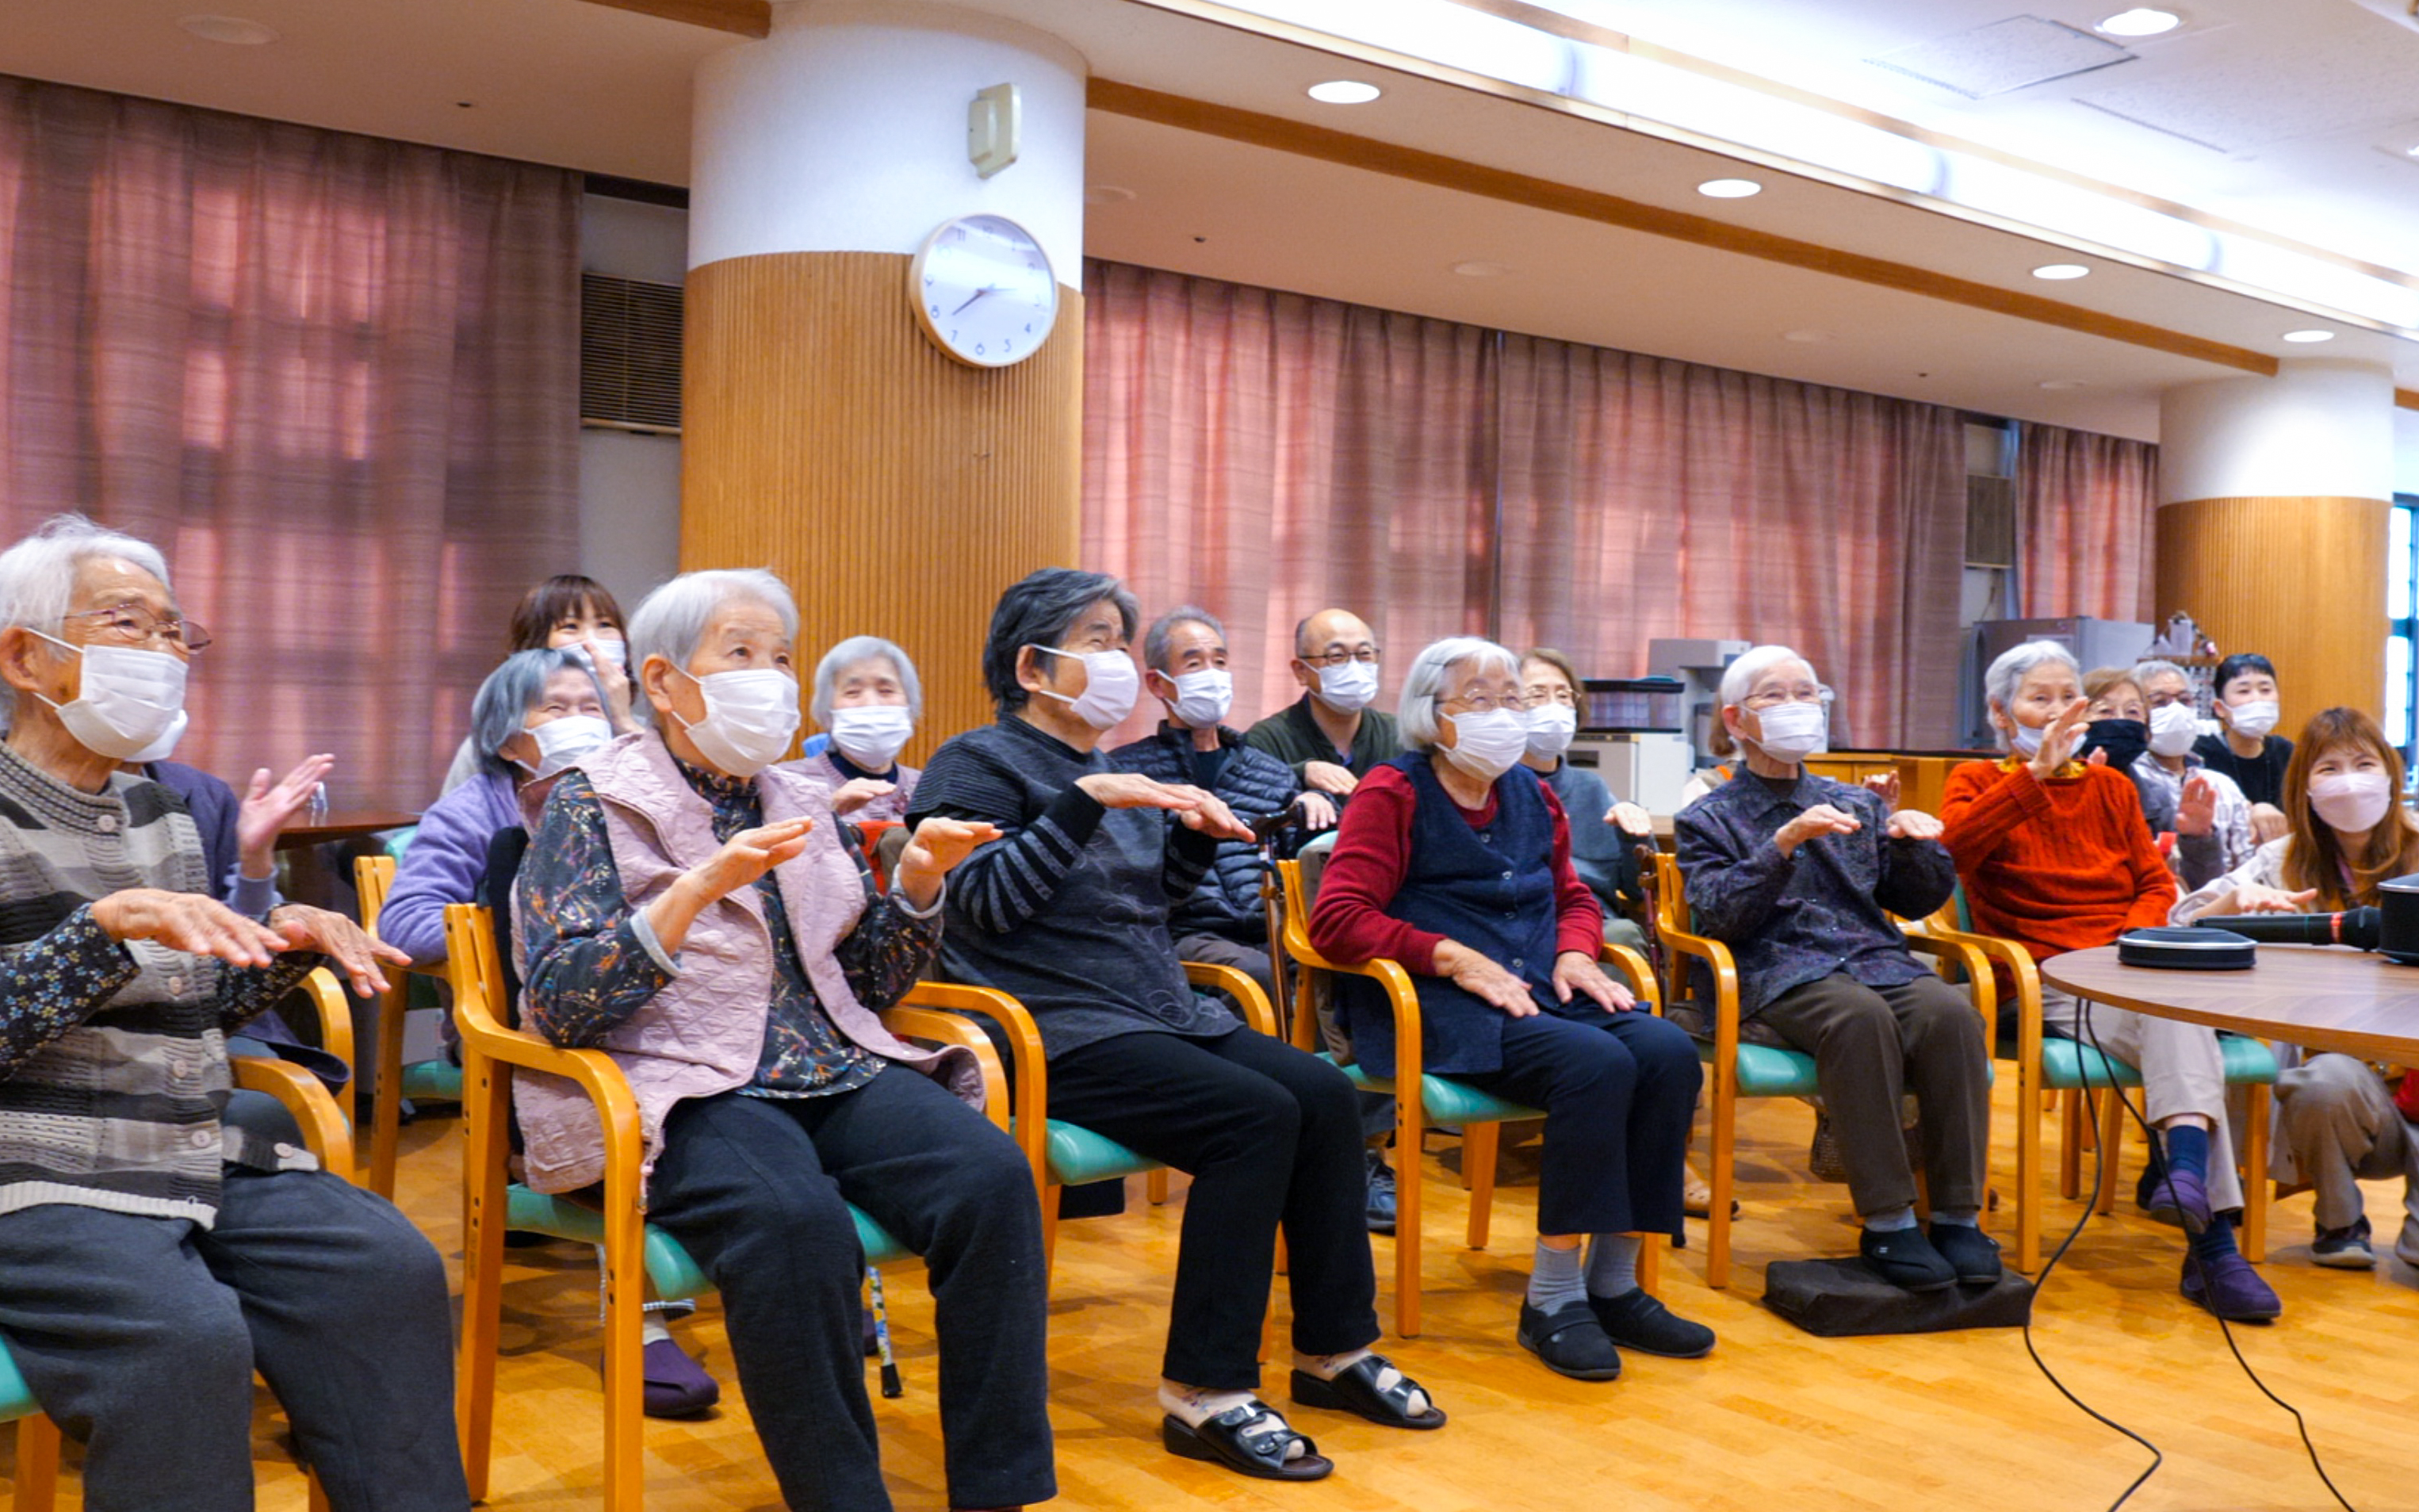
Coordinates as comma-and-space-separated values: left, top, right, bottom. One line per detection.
1341, 752, 1565, 1077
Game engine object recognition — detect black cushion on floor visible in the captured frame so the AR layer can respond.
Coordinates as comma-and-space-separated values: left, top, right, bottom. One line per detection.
1763, 1257, 2033, 1338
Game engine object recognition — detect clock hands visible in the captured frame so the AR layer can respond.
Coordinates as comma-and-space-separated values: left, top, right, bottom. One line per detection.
950, 284, 1004, 316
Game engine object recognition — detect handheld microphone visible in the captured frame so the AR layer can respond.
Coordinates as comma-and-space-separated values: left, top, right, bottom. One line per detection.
2191, 908, 2380, 950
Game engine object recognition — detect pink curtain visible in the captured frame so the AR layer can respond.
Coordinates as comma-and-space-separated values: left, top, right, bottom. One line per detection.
0, 77, 580, 810
1082, 260, 1972, 749
2017, 423, 2158, 623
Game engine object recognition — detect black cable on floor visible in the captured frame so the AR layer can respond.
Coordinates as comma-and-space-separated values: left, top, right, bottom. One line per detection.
2076, 1009, 2358, 1512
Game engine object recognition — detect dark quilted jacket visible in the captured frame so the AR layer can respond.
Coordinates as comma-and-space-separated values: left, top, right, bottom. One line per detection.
1110, 723, 1300, 941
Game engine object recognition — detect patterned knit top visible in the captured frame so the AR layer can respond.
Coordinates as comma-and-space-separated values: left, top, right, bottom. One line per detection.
0, 743, 320, 1226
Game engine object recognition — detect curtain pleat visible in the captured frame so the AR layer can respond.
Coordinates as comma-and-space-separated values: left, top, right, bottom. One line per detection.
2016, 423, 2160, 624
0, 77, 580, 810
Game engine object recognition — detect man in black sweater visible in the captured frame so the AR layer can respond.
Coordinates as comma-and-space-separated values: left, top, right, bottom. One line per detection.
1245, 607, 1399, 834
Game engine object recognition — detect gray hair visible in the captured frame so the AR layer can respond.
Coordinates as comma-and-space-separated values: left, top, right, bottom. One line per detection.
1399, 636, 1521, 749
1985, 641, 2080, 750
624, 568, 799, 729
810, 635, 923, 726
0, 514, 174, 726
1144, 605, 1227, 675
2132, 657, 2191, 691
470, 648, 603, 779
1718, 645, 1818, 707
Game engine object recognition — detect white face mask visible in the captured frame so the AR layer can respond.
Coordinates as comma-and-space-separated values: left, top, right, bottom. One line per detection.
32, 633, 189, 763
585, 636, 627, 672
1314, 660, 1380, 714
1031, 645, 1140, 731
128, 709, 190, 766
2148, 701, 2199, 758
829, 704, 915, 771
1442, 708, 1529, 783
2226, 699, 2280, 740
1162, 668, 1234, 729
1749, 700, 1828, 764
670, 666, 800, 777
526, 714, 612, 781
1525, 702, 1577, 761
2004, 711, 2046, 757
2309, 770, 2394, 834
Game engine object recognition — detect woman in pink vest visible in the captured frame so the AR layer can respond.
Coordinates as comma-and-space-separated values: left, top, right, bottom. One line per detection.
514, 568, 1053, 1512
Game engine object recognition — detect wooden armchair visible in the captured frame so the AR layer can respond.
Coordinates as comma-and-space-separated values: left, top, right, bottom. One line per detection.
354, 852, 466, 1197
1276, 858, 1663, 1338
444, 901, 1019, 1512
1651, 852, 1992, 1288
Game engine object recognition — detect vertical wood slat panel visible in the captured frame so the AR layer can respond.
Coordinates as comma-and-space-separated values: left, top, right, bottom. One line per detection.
682, 251, 1084, 763
2154, 496, 2388, 735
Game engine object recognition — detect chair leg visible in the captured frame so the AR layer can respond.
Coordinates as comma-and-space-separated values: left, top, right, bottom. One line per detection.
16, 1414, 59, 1512
366, 975, 409, 1200
1464, 1121, 1500, 1250
2018, 1064, 2044, 1274
1146, 1168, 1169, 1206
2094, 1092, 2122, 1216
2241, 1084, 2271, 1263
1638, 1231, 1662, 1299
1707, 1076, 1736, 1289
308, 1471, 331, 1512
2058, 1089, 2084, 1200
455, 1051, 510, 1506
599, 1164, 648, 1512
1395, 1095, 1424, 1338
1041, 1182, 1062, 1280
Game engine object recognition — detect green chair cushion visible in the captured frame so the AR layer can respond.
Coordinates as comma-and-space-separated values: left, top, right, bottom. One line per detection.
1328, 1058, 1544, 1124
1040, 1119, 1161, 1187
399, 1059, 461, 1104
503, 1183, 905, 1301
2026, 1032, 2277, 1092
1701, 1039, 1824, 1098
0, 1344, 35, 1423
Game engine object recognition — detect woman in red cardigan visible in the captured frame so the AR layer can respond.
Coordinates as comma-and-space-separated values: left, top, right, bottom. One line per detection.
1940, 641, 2280, 1323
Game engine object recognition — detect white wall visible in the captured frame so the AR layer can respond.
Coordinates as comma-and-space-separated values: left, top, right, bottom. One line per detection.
578, 192, 687, 609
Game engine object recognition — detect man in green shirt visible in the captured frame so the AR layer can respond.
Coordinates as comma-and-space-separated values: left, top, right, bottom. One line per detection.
1244, 607, 1400, 835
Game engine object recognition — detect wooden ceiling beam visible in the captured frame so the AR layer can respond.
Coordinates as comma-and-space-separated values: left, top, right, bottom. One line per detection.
571, 0, 769, 39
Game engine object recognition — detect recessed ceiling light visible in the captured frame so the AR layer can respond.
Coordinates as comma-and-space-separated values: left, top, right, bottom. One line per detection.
1449, 260, 1515, 278
179, 13, 279, 44
1697, 178, 1762, 199
2095, 8, 2181, 38
1085, 185, 1136, 205
1307, 81, 1382, 105
2038, 379, 2092, 390
1782, 330, 1831, 344
2406, 143, 2419, 158
2281, 329, 2336, 343
2031, 263, 2091, 281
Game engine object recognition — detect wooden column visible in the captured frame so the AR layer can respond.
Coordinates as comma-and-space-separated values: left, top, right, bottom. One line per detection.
2153, 495, 2388, 732
682, 251, 1083, 760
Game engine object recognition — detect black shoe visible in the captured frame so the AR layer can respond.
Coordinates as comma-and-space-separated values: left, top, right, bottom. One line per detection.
1162, 1401, 1334, 1481
1589, 1288, 1715, 1359
1364, 1148, 1397, 1234
1860, 1226, 1958, 1292
1517, 1300, 1622, 1380
1927, 1223, 2004, 1286
1289, 1353, 1447, 1429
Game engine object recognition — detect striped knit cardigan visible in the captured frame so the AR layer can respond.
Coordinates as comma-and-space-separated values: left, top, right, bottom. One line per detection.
0, 743, 320, 1227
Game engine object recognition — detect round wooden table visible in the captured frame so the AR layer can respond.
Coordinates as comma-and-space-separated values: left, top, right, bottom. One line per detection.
2042, 943, 2419, 1062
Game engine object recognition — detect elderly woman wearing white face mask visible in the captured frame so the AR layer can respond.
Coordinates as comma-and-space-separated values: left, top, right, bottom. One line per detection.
1942, 641, 2281, 1322
790, 636, 924, 825
514, 567, 1051, 1512
1313, 637, 1709, 1382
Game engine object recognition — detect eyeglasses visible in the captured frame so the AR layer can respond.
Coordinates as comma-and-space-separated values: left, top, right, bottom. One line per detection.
1300, 648, 1381, 667
1441, 693, 1522, 714
1521, 687, 1578, 708
62, 604, 210, 653
1742, 686, 1831, 710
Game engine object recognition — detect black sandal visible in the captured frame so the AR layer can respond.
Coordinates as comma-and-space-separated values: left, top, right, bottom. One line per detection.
1162, 1401, 1334, 1481
1290, 1354, 1447, 1430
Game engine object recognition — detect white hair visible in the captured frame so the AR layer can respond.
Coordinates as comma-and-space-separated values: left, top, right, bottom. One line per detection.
1718, 645, 1818, 707
0, 514, 174, 725
810, 635, 923, 726
1398, 636, 1521, 749
2132, 657, 2190, 691
1985, 641, 2080, 750
624, 568, 798, 728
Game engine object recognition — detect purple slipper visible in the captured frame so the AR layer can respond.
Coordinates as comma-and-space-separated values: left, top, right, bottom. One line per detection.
641, 1336, 721, 1418
2180, 1252, 2281, 1323
2143, 1167, 2212, 1234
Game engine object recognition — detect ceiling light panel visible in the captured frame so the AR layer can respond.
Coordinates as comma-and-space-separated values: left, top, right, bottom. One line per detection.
1307, 80, 1381, 103
1697, 178, 1761, 198
1866, 16, 2134, 100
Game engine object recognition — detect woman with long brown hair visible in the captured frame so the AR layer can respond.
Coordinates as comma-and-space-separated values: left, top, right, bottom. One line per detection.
2172, 706, 2419, 1270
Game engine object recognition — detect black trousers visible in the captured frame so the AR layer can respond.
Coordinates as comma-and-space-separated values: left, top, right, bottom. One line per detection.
1046, 1026, 1381, 1390
1755, 973, 1991, 1218
645, 1066, 1053, 1512
1458, 1009, 1702, 1238
0, 1169, 469, 1512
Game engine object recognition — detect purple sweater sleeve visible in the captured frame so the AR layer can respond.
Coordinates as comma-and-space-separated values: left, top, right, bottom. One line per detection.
380, 773, 517, 967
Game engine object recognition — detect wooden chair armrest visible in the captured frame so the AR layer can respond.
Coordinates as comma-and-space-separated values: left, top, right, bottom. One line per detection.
1600, 943, 1661, 1011
898, 979, 1049, 1196
289, 967, 355, 1081
1899, 932, 1997, 1021
232, 1056, 356, 1184
881, 1006, 1012, 1135
1183, 959, 1279, 1038
440, 903, 645, 1163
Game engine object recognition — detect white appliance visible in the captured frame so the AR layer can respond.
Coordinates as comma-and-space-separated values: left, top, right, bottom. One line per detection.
1647, 637, 1751, 768
1568, 733, 1693, 815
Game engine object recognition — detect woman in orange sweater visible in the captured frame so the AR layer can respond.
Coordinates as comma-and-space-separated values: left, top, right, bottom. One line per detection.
1941, 641, 2280, 1323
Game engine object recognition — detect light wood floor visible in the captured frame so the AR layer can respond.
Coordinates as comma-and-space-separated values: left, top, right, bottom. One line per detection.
10, 1079, 2417, 1511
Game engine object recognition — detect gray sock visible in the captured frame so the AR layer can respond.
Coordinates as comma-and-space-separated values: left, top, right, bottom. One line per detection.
1933, 1207, 1981, 1228
1584, 1233, 1642, 1299
1864, 1205, 1920, 1232
1527, 1241, 1587, 1312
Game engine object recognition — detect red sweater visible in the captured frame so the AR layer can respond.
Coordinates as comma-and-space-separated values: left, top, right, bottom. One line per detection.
1309, 764, 1602, 974
1939, 759, 2176, 963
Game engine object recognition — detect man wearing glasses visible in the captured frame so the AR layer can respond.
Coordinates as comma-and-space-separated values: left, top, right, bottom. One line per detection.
1673, 645, 1998, 1293
1246, 609, 1399, 834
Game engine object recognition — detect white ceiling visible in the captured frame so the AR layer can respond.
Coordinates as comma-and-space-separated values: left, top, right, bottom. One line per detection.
2, 0, 2414, 451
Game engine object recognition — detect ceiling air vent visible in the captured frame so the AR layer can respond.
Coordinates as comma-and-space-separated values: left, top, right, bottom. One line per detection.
580, 273, 683, 434
1966, 476, 2018, 569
